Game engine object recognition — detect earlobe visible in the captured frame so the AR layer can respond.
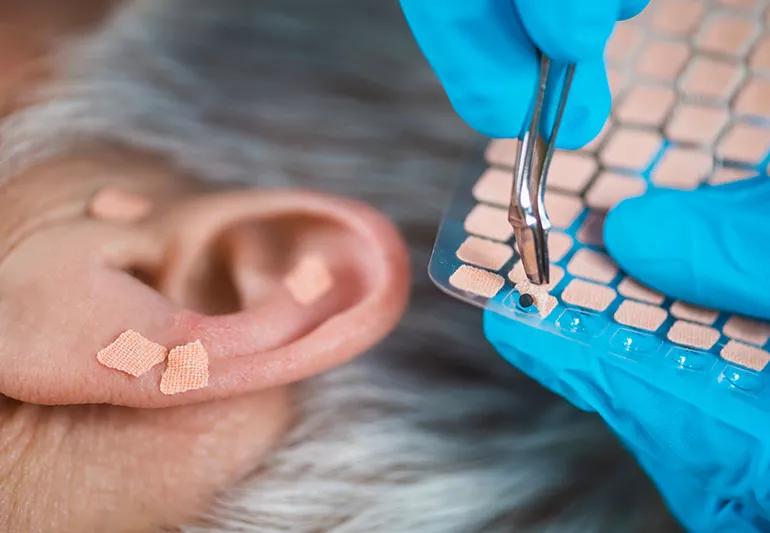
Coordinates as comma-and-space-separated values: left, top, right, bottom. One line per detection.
0, 188, 410, 407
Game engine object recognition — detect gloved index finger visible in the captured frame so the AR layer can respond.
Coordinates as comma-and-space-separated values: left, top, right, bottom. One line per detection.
400, 0, 538, 138
513, 0, 623, 63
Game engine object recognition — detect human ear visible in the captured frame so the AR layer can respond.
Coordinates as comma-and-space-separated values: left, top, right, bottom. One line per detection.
0, 187, 410, 407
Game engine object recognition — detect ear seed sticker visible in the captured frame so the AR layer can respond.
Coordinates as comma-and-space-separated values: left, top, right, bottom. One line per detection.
283, 254, 334, 305
97, 329, 168, 377
88, 187, 153, 222
160, 340, 209, 395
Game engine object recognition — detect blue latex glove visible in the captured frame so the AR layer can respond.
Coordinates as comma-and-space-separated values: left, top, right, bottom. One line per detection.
400, 0, 649, 148
486, 177, 770, 532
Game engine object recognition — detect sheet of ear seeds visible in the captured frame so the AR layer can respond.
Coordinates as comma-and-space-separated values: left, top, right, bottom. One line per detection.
429, 0, 770, 410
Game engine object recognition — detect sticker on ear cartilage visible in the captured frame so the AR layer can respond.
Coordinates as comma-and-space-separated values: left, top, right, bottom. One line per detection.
610, 329, 662, 356
88, 188, 153, 223
556, 308, 607, 339
97, 329, 167, 377
160, 340, 209, 395
666, 346, 716, 372
284, 254, 334, 306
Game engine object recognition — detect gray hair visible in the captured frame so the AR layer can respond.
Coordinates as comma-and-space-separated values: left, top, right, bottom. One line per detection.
1, 1, 675, 531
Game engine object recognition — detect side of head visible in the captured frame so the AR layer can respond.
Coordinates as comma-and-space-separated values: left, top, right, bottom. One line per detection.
0, 147, 411, 407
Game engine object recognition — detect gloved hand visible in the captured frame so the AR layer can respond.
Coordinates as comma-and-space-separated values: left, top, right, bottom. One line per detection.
400, 0, 649, 148
485, 177, 770, 532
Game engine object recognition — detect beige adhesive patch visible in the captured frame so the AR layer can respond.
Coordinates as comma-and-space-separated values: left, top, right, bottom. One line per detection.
449, 265, 504, 298
618, 277, 665, 305
600, 128, 662, 170
734, 77, 770, 118
708, 166, 755, 185
607, 23, 643, 64
720, 340, 770, 371
616, 85, 676, 127
548, 232, 573, 262
561, 279, 617, 312
665, 104, 729, 146
160, 340, 209, 395
283, 254, 334, 306
652, 0, 703, 36
547, 151, 597, 194
464, 204, 513, 241
585, 172, 646, 210
514, 277, 558, 318
670, 301, 719, 325
614, 300, 668, 332
635, 40, 691, 82
608, 67, 630, 98
97, 329, 167, 377
723, 315, 770, 346
484, 138, 518, 168
717, 122, 770, 163
544, 191, 583, 229
750, 35, 770, 71
472, 168, 510, 206
456, 236, 513, 271
697, 14, 756, 56
88, 187, 153, 223
667, 320, 720, 349
509, 262, 564, 291
681, 56, 742, 101
652, 146, 713, 189
567, 248, 618, 283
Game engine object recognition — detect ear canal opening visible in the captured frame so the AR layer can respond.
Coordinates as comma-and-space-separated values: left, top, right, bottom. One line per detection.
180, 240, 243, 315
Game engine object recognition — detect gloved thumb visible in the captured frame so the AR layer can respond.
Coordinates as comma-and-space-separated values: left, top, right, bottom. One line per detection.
604, 177, 770, 320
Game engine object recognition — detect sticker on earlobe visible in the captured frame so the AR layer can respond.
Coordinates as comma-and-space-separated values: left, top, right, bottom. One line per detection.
283, 254, 334, 305
160, 340, 209, 395
88, 187, 153, 223
97, 329, 168, 376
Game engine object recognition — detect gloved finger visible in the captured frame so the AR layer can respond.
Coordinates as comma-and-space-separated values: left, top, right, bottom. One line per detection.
604, 177, 770, 320
484, 306, 770, 481
400, 0, 538, 138
512, 0, 621, 62
619, 0, 651, 20
542, 59, 610, 150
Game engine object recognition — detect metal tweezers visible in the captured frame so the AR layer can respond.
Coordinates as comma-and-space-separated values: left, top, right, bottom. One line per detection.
508, 54, 575, 286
